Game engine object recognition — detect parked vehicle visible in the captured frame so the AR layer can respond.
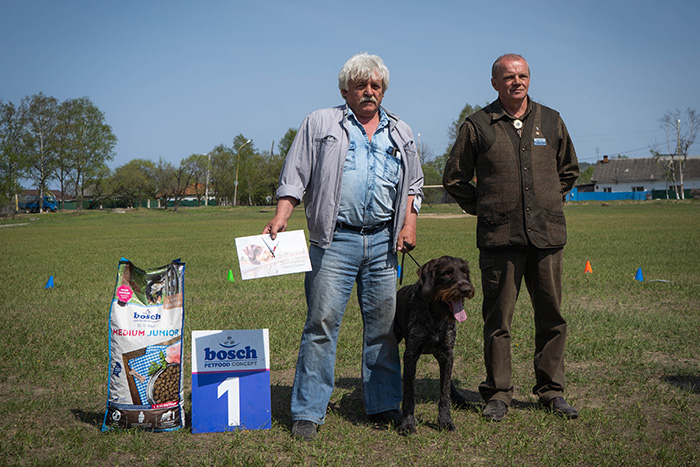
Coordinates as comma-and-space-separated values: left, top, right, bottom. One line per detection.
18, 195, 58, 213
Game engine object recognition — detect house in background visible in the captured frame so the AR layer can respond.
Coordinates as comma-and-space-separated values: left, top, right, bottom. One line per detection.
592, 155, 700, 193
568, 156, 700, 201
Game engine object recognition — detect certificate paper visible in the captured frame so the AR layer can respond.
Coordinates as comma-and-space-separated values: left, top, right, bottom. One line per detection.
235, 230, 312, 280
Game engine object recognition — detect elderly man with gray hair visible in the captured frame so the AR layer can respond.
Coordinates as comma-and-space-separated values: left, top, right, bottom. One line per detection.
264, 52, 424, 440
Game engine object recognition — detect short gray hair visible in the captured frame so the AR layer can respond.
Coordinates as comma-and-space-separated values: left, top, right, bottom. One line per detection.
338, 52, 390, 95
491, 53, 528, 77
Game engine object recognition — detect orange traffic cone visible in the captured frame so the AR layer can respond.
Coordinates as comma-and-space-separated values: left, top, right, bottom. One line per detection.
584, 261, 593, 274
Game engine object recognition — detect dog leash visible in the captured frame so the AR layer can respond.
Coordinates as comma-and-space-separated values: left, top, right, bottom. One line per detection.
399, 250, 422, 286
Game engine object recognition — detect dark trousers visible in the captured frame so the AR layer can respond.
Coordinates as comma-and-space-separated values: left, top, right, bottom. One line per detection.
478, 247, 567, 405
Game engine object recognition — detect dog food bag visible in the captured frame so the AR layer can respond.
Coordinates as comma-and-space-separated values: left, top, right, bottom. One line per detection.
102, 258, 186, 432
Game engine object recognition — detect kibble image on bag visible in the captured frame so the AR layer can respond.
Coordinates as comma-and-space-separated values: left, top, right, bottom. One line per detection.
102, 258, 186, 431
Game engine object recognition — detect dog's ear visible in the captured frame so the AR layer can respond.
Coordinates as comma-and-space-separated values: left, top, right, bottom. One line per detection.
417, 259, 436, 300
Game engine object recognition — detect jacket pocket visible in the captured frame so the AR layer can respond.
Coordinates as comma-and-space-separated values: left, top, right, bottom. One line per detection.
314, 133, 338, 164
477, 212, 509, 248
545, 209, 567, 246
382, 148, 401, 184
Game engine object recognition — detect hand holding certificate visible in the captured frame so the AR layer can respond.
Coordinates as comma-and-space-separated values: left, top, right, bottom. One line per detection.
235, 230, 312, 280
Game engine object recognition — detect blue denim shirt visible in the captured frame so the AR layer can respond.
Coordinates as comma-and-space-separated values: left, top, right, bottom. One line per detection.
337, 108, 397, 227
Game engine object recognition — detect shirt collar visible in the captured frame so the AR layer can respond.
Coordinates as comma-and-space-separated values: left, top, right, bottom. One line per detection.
346, 105, 389, 129
491, 97, 532, 123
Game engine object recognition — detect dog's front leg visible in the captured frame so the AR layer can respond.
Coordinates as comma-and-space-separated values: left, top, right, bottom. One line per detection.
398, 348, 419, 435
436, 349, 456, 431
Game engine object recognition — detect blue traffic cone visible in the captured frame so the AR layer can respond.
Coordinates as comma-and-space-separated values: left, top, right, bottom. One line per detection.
635, 268, 644, 282
45, 275, 55, 289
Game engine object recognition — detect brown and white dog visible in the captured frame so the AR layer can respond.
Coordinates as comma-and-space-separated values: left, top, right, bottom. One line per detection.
394, 255, 475, 435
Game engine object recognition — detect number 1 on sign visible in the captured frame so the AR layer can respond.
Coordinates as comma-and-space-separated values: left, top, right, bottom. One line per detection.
217, 377, 240, 427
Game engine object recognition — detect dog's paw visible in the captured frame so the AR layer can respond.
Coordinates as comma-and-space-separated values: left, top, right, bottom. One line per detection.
438, 415, 455, 432
397, 424, 416, 436
397, 415, 417, 436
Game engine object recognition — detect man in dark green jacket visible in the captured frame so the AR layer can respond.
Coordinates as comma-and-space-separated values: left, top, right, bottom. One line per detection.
443, 53, 579, 422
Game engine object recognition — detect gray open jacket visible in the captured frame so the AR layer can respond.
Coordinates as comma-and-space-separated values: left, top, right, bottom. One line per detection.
276, 105, 424, 251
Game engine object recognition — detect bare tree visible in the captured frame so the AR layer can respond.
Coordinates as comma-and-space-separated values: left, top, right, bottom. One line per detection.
181, 154, 208, 205
170, 161, 194, 212
651, 108, 699, 199
153, 158, 177, 209
152, 157, 195, 212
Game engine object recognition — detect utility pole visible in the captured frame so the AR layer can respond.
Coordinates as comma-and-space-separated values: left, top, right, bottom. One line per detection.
677, 119, 684, 199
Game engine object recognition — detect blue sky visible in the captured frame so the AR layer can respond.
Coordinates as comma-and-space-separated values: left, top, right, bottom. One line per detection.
2, 0, 699, 173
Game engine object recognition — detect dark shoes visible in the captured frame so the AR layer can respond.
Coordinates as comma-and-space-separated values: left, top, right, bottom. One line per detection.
368, 409, 402, 426
291, 420, 318, 441
482, 397, 578, 421
482, 399, 508, 422
540, 396, 579, 419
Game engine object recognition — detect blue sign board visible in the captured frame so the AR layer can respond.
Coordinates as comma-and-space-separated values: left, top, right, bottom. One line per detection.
191, 330, 271, 433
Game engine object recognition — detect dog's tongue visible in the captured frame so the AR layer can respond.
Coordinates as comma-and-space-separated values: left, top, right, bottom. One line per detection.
451, 300, 467, 323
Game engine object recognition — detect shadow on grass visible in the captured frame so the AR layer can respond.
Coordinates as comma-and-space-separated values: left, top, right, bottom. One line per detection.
664, 375, 700, 394
448, 381, 539, 412
270, 378, 489, 429
72, 409, 104, 427
329, 378, 533, 421
271, 383, 293, 428
271, 377, 539, 428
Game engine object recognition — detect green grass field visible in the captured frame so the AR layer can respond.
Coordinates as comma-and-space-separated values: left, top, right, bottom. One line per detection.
1, 201, 699, 466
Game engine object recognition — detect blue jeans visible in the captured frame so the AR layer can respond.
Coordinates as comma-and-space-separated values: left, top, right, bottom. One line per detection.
291, 225, 402, 425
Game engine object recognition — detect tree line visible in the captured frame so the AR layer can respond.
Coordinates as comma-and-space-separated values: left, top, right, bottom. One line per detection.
5, 93, 691, 213
109, 131, 293, 212
0, 92, 298, 212
1, 91, 455, 212
0, 97, 556, 212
